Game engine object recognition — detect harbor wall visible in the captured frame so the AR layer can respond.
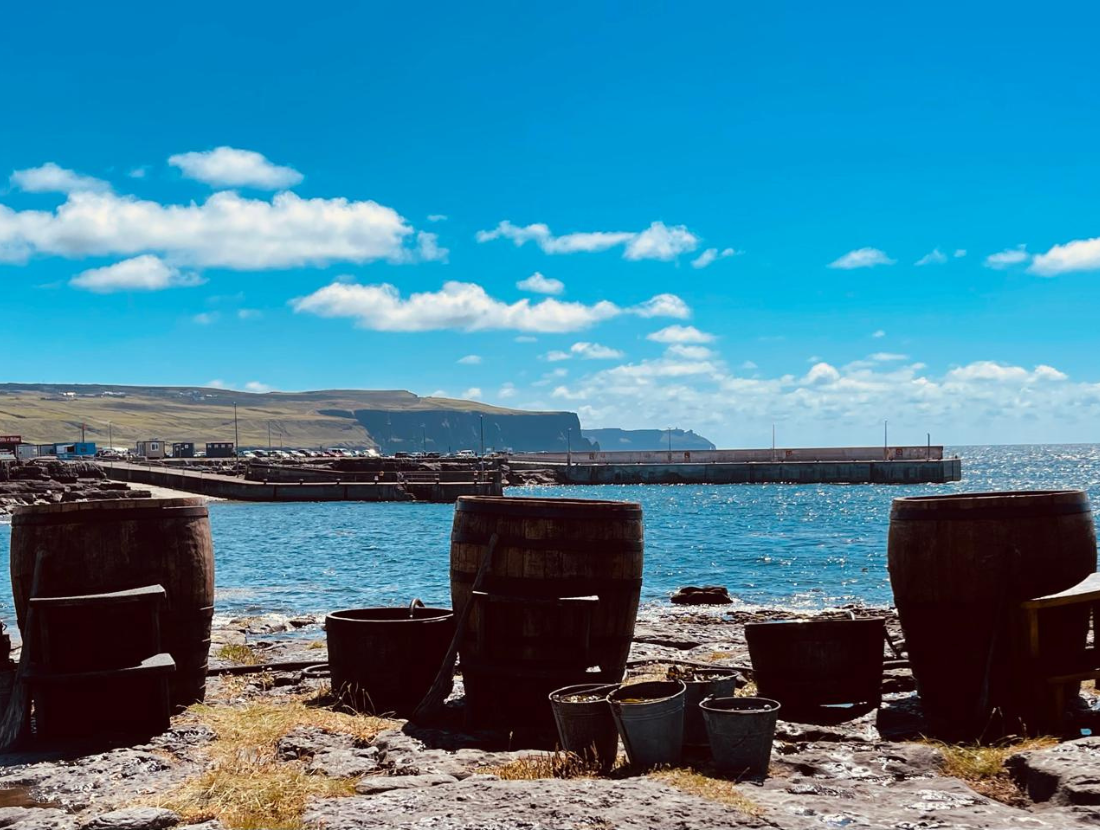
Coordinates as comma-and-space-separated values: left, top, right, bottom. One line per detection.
103, 462, 502, 502
511, 458, 962, 485
511, 445, 945, 465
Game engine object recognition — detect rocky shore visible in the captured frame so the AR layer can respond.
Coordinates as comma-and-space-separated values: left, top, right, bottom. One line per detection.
1, 605, 1098, 829
0, 461, 151, 517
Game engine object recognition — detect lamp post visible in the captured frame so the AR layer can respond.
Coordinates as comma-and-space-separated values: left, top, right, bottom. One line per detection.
234, 403, 240, 457
884, 420, 888, 461
566, 427, 572, 467
479, 414, 485, 457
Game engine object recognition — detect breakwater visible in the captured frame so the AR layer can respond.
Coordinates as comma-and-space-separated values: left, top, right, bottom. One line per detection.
103, 462, 502, 502
511, 459, 961, 485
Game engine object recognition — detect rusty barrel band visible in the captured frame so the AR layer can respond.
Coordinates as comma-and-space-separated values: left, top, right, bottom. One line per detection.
450, 531, 644, 553
450, 571, 643, 594
891, 501, 1092, 522
11, 506, 210, 525
455, 500, 642, 521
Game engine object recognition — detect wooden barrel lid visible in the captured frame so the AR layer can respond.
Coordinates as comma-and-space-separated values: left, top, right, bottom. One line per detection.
11, 497, 208, 525
455, 495, 642, 520
890, 489, 1090, 521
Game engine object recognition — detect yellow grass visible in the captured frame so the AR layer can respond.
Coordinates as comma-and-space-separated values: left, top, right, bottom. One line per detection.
150, 697, 397, 829
649, 768, 764, 816
926, 737, 1057, 806
486, 751, 604, 780
215, 644, 261, 666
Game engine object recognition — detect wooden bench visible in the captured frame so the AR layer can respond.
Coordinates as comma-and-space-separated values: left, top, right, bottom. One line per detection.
1020, 572, 1100, 731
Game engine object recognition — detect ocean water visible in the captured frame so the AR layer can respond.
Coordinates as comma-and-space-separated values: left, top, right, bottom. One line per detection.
2, 444, 1100, 627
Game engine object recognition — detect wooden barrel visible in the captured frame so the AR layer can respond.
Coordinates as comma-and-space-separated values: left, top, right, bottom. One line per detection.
745, 618, 885, 715
450, 496, 643, 728
888, 490, 1096, 739
10, 498, 215, 709
326, 605, 455, 717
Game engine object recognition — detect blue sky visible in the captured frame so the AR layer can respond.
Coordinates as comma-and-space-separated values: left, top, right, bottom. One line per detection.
3, 2, 1100, 446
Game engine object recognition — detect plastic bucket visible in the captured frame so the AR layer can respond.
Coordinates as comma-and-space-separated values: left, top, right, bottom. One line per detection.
608, 680, 686, 769
700, 696, 780, 776
549, 683, 620, 772
678, 668, 741, 747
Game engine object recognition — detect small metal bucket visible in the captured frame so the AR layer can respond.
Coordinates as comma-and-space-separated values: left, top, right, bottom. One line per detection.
679, 668, 741, 747
549, 683, 620, 772
700, 695, 780, 776
608, 680, 686, 769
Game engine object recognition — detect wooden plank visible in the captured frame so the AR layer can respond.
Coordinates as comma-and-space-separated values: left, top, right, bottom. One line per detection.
1022, 573, 1100, 610
29, 584, 166, 608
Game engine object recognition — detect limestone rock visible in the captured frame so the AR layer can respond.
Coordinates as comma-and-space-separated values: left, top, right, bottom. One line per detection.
1008, 736, 1100, 806
305, 777, 764, 829
79, 807, 180, 830
354, 773, 458, 795
0, 806, 78, 830
671, 586, 733, 605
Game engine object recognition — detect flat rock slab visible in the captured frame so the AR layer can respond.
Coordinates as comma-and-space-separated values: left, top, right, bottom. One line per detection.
354, 773, 459, 795
0, 749, 189, 813
79, 807, 180, 830
373, 728, 535, 778
1009, 736, 1100, 808
0, 806, 77, 830
305, 776, 765, 829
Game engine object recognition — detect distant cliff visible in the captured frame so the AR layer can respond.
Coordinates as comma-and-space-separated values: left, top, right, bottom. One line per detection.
354, 409, 594, 454
582, 428, 716, 452
0, 384, 597, 452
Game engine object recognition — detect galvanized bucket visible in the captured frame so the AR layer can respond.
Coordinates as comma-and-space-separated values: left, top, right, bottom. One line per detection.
700, 695, 780, 776
678, 668, 742, 747
549, 683, 621, 772
608, 680, 686, 769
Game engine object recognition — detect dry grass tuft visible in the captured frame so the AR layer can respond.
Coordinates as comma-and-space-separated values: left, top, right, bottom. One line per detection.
216, 643, 261, 666
307, 640, 326, 650
486, 751, 603, 780
649, 768, 764, 816
735, 680, 758, 697
926, 736, 1057, 806
150, 697, 397, 828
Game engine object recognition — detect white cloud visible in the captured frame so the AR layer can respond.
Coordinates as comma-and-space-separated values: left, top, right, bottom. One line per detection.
168, 146, 303, 189
870, 352, 909, 362
291, 280, 689, 333
427, 214, 448, 222
828, 248, 896, 269
1029, 237, 1100, 277
647, 325, 715, 344
549, 352, 1091, 447
462, 387, 482, 400
666, 344, 715, 360
741, 360, 758, 370
633, 294, 691, 318
11, 162, 111, 195
69, 255, 204, 293
207, 379, 227, 388
457, 354, 482, 365
691, 247, 737, 269
915, 248, 947, 266
954, 249, 967, 258
0, 188, 436, 268
244, 381, 273, 393
871, 330, 886, 338
128, 167, 148, 179
516, 272, 565, 295
476, 220, 698, 261
237, 308, 262, 320
415, 231, 448, 263
192, 312, 219, 325
514, 335, 538, 343
984, 245, 1029, 270
497, 383, 517, 399
546, 342, 626, 362
623, 222, 699, 261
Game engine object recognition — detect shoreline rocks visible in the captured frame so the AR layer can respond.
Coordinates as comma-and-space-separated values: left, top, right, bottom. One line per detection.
0, 460, 150, 517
